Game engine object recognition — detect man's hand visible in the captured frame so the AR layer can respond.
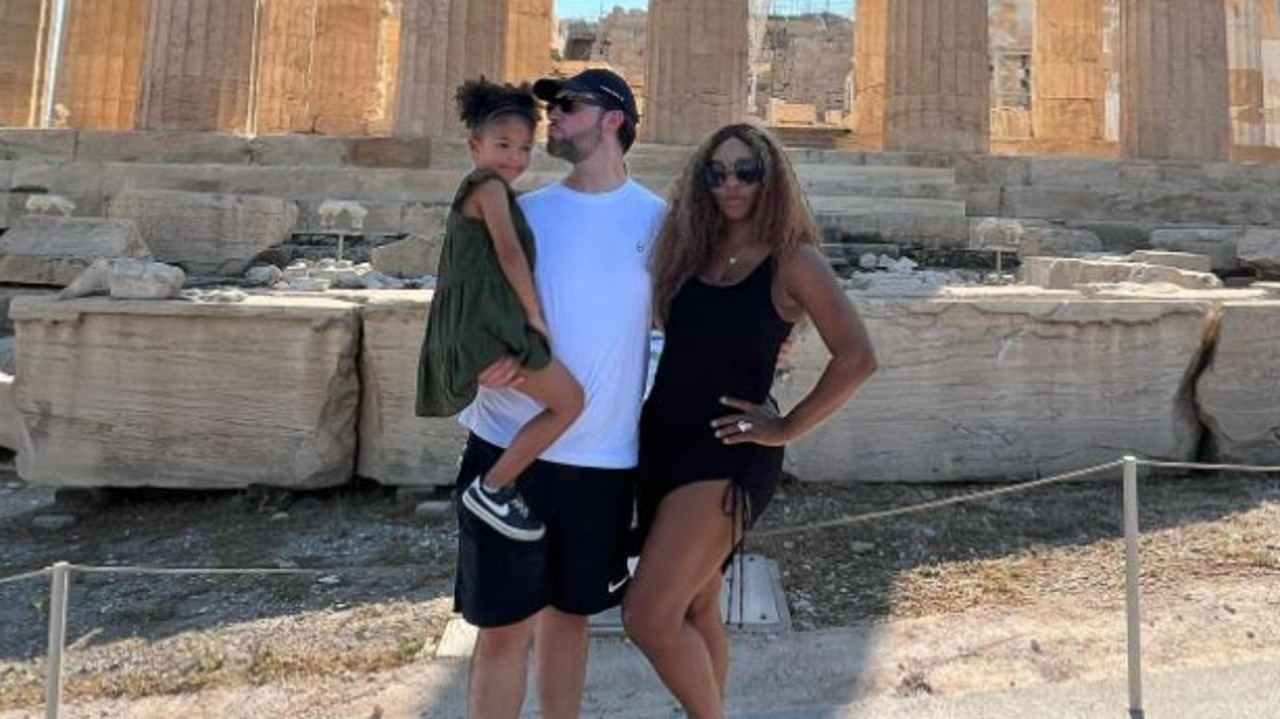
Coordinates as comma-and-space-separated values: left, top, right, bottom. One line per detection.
478, 356, 524, 389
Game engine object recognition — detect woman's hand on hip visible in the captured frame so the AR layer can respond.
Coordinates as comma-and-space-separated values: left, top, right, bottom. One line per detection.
712, 396, 789, 447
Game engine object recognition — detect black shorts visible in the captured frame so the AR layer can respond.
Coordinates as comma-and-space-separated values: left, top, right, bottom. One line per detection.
453, 433, 635, 628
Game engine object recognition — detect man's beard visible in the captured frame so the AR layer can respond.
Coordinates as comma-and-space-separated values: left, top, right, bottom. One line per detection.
547, 118, 605, 163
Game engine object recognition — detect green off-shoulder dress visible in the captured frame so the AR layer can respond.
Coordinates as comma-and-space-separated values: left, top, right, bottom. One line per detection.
415, 168, 552, 417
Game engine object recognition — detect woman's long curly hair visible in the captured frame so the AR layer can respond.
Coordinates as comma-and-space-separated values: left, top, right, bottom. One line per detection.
650, 122, 821, 327
455, 78, 540, 133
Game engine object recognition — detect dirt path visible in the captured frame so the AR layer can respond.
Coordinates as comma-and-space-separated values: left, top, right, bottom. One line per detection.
3, 572, 1277, 719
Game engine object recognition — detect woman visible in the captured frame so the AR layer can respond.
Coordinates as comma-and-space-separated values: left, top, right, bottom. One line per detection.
622, 123, 877, 719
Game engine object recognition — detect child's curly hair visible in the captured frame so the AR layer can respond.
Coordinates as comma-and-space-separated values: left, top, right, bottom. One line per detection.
455, 78, 540, 132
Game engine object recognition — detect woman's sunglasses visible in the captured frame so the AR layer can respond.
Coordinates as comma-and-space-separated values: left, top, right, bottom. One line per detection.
547, 93, 605, 115
704, 158, 765, 188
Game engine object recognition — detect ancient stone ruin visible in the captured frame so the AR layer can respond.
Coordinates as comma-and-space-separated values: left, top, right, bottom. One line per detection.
1, 0, 1278, 490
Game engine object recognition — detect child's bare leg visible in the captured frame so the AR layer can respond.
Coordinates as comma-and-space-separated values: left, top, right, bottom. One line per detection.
482, 358, 583, 488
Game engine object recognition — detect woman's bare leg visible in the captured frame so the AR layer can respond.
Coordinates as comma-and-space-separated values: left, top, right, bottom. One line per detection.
482, 358, 583, 487
687, 571, 729, 697
622, 480, 736, 719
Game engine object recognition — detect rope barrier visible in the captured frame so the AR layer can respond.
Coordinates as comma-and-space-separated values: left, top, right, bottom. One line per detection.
1138, 460, 1280, 473
71, 563, 439, 578
0, 567, 53, 587
9, 458, 1274, 579
754, 459, 1127, 539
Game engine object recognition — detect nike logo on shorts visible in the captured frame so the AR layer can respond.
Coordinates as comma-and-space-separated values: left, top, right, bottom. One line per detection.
607, 576, 630, 594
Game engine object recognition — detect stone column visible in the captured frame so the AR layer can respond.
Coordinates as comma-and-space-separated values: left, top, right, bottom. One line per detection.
373, 1, 401, 135
254, 0, 317, 134
1227, 0, 1266, 146
1264, 0, 1280, 145
1033, 0, 1107, 141
0, 0, 51, 128
396, 0, 520, 137
56, 0, 150, 129
396, 0, 460, 137
463, 0, 506, 82
645, 0, 667, 130
310, 0, 384, 135
1120, 0, 1231, 160
883, 0, 990, 152
504, 0, 552, 83
139, 0, 258, 132
644, 0, 750, 145
853, 0, 888, 139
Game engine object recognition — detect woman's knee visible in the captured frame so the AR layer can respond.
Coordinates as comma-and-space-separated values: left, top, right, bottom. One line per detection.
687, 584, 722, 624
621, 594, 678, 649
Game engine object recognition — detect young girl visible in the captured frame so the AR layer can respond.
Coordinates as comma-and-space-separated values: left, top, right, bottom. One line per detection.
416, 80, 583, 542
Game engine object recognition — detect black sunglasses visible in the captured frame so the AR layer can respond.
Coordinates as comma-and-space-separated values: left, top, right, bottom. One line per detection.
704, 158, 765, 188
547, 93, 606, 115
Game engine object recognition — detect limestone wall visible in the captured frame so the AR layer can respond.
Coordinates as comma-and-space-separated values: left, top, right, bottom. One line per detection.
356, 292, 467, 486
764, 13, 853, 118
6, 287, 1280, 488
780, 292, 1211, 482
589, 9, 648, 82
11, 296, 362, 489
1196, 301, 1280, 464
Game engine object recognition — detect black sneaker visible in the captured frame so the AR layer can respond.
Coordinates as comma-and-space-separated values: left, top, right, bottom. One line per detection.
460, 477, 546, 542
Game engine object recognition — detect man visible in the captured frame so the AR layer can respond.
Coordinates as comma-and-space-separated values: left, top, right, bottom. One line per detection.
453, 68, 666, 719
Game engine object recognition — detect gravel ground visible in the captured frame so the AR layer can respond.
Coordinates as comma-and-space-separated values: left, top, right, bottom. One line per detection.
1, 459, 1278, 714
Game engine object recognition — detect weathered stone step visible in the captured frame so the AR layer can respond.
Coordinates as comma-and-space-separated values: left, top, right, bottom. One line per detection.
809, 195, 967, 216
1001, 185, 1280, 225
816, 213, 971, 248
1, 159, 967, 238
1019, 157, 1280, 189
797, 164, 955, 183
1, 128, 964, 171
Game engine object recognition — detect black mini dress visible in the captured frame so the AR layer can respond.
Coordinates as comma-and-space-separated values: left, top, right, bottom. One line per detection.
636, 258, 794, 553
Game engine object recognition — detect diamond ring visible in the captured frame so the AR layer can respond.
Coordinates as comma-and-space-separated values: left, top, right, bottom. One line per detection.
736, 420, 753, 433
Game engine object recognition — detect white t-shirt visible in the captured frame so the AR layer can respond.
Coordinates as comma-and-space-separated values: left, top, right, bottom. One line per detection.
459, 178, 666, 469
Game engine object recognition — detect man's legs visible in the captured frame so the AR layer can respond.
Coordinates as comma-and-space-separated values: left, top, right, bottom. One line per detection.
457, 438, 631, 719
533, 608, 591, 719
469, 607, 591, 719
469, 616, 538, 719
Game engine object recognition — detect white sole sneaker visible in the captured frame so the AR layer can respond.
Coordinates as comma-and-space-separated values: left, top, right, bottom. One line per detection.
461, 485, 546, 542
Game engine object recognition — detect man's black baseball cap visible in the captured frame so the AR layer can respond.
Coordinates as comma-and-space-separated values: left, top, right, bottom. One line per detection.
533, 68, 640, 124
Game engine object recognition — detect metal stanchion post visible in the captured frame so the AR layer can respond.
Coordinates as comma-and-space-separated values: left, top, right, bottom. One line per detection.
45, 562, 70, 719
1123, 457, 1144, 718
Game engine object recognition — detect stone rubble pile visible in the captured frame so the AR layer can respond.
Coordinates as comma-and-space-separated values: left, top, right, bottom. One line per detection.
261, 258, 436, 292
838, 250, 988, 298
58, 258, 186, 300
